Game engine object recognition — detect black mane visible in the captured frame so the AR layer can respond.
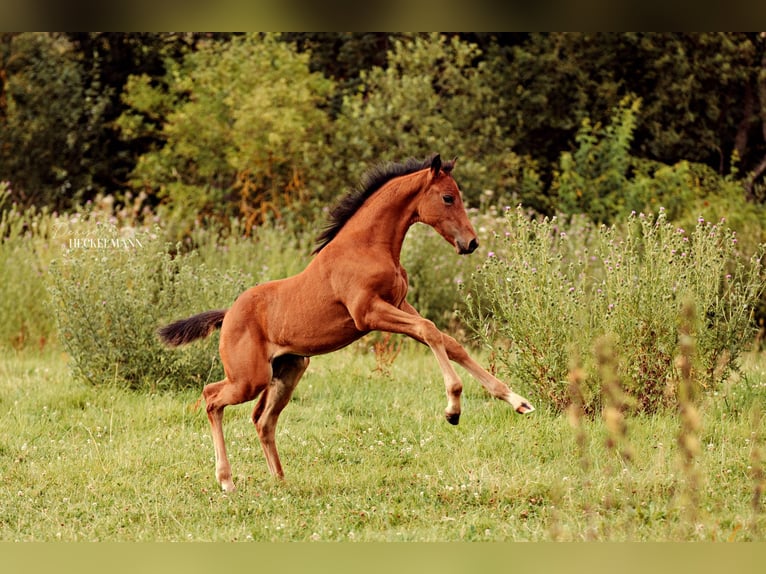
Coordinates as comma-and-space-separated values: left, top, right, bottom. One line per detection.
313, 155, 436, 254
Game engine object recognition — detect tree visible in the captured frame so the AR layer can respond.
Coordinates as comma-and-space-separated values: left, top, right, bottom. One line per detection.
488, 32, 766, 196
330, 33, 530, 206
117, 33, 335, 233
0, 33, 108, 208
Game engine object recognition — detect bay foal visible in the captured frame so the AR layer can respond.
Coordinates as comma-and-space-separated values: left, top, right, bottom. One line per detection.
158, 154, 533, 491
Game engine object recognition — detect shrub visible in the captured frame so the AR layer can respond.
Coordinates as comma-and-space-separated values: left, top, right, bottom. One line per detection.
47, 218, 250, 391
553, 96, 702, 225
461, 207, 765, 413
331, 33, 523, 206
117, 33, 334, 234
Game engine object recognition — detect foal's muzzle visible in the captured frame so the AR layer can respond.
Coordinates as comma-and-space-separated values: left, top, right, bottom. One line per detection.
458, 238, 479, 255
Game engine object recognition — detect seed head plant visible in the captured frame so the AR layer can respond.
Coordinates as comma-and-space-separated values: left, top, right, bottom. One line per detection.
462, 206, 765, 414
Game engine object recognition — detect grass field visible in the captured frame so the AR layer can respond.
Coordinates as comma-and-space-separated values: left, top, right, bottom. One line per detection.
1, 341, 766, 542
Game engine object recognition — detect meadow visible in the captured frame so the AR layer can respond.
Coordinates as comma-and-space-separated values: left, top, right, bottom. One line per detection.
1, 190, 765, 542
2, 343, 766, 542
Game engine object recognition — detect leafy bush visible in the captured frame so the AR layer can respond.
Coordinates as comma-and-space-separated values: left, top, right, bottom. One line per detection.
117, 33, 334, 234
553, 96, 701, 224
47, 219, 250, 391
331, 33, 526, 206
461, 207, 765, 413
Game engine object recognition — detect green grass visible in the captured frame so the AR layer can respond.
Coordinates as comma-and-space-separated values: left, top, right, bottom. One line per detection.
1, 342, 766, 541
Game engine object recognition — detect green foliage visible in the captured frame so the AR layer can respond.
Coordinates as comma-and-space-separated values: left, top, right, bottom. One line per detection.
0, 184, 57, 348
493, 33, 765, 178
117, 33, 334, 233
554, 96, 697, 223
331, 33, 522, 205
0, 33, 109, 208
4, 32, 766, 220
462, 207, 765, 414
554, 96, 638, 221
47, 220, 249, 391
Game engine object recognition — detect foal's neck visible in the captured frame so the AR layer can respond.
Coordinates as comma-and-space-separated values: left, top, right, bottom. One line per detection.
342, 171, 425, 261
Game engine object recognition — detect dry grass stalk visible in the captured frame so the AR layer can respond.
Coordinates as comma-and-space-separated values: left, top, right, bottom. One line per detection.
372, 332, 404, 375
675, 300, 702, 533
566, 358, 599, 540
750, 408, 765, 536
566, 361, 590, 473
595, 335, 634, 464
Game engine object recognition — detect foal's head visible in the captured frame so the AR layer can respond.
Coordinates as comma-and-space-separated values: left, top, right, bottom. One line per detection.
417, 154, 479, 255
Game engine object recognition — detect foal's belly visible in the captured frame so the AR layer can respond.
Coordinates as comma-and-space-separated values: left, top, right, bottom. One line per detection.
239, 281, 369, 358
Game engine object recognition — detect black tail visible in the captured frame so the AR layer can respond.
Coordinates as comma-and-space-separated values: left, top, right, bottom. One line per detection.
157, 309, 227, 347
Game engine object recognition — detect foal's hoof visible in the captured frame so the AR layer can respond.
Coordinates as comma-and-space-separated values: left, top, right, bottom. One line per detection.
515, 402, 535, 415
445, 412, 461, 425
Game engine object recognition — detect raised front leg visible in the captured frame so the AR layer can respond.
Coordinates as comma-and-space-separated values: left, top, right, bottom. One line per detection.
399, 301, 534, 415
349, 297, 464, 424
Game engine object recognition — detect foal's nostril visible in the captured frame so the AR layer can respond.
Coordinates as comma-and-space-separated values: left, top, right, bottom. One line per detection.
459, 238, 479, 254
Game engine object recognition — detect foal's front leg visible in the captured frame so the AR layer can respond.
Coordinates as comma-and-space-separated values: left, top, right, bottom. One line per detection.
351, 297, 465, 424
398, 301, 534, 415
444, 335, 534, 414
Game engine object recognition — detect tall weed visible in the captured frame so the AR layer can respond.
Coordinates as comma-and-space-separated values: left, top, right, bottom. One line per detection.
462, 207, 765, 413
187, 215, 314, 284
0, 185, 57, 349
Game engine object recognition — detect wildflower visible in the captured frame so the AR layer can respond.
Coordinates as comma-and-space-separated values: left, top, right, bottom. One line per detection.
488, 251, 495, 258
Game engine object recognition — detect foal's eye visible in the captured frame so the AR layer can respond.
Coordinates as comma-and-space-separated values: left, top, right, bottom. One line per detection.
442, 195, 455, 205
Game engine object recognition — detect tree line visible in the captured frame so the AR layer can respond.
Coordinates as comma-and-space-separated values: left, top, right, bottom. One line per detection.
1, 32, 765, 228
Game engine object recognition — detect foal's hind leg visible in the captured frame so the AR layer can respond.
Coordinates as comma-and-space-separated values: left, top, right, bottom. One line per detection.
203, 359, 272, 492
202, 379, 238, 492
251, 355, 309, 479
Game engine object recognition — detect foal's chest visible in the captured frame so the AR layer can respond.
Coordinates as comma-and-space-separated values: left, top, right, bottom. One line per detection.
386, 266, 410, 307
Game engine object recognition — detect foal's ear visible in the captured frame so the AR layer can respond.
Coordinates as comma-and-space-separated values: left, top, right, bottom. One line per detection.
430, 153, 442, 175
442, 156, 458, 175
